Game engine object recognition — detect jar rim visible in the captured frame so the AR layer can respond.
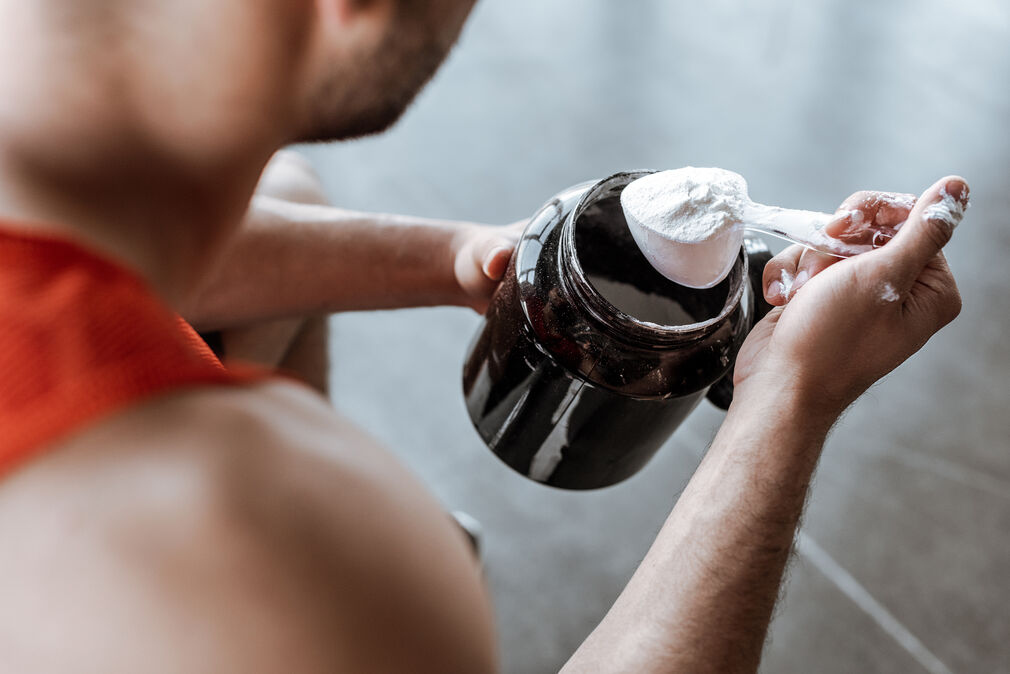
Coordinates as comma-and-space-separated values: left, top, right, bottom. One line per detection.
559, 170, 748, 345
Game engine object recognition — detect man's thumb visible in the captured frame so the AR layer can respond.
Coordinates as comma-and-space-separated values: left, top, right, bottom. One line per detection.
883, 175, 969, 283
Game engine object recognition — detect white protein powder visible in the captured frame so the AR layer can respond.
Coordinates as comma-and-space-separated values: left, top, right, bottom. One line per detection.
779, 268, 795, 301
621, 167, 749, 241
621, 167, 750, 288
921, 184, 968, 233
879, 282, 901, 303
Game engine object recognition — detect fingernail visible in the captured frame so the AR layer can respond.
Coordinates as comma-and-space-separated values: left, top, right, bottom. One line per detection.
767, 280, 782, 300
944, 179, 970, 207
849, 209, 864, 225
794, 269, 810, 289
482, 247, 510, 278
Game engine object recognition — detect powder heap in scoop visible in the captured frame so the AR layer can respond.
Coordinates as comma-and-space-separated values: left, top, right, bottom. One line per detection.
621, 168, 749, 288
621, 167, 749, 242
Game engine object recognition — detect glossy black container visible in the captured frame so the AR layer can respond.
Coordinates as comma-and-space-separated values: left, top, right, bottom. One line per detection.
463, 172, 771, 489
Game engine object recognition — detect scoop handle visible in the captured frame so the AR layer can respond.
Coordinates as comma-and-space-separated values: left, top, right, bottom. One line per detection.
741, 203, 870, 258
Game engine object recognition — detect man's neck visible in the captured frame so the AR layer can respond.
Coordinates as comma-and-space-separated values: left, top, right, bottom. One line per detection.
0, 2, 300, 307
0, 141, 274, 307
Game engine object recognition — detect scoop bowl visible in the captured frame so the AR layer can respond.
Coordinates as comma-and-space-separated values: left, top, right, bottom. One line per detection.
624, 208, 744, 289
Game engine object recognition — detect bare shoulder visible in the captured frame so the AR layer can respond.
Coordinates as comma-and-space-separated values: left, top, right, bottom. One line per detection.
0, 381, 496, 674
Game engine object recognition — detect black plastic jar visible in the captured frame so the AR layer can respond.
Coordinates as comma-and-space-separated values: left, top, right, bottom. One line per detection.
463, 172, 771, 489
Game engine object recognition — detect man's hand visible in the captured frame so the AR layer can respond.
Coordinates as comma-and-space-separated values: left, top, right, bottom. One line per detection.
564, 177, 969, 674
450, 220, 524, 312
734, 175, 969, 417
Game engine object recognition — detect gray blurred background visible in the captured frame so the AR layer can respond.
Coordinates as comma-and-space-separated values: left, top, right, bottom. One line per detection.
298, 1, 1010, 671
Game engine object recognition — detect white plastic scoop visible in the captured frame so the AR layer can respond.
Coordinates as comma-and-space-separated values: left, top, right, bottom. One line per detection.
621, 168, 870, 289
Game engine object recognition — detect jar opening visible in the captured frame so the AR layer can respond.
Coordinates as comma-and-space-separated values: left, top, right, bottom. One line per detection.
562, 171, 746, 340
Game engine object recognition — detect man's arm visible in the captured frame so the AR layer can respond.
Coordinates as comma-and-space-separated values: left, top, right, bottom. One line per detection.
562, 384, 832, 672
183, 154, 520, 330
562, 175, 968, 673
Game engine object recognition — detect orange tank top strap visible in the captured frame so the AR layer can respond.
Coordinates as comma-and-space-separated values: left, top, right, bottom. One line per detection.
0, 223, 271, 477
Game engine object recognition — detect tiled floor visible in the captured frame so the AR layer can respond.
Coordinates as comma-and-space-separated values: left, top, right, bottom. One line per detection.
298, 1, 1010, 671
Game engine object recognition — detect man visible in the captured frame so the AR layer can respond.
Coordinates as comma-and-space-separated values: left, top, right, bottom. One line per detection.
0, 1, 967, 672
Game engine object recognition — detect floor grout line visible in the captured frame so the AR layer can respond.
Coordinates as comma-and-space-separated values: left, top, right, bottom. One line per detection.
796, 532, 954, 674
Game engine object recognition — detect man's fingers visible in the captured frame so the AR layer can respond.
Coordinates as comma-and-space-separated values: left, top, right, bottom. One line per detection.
834, 190, 917, 217
481, 246, 512, 280
824, 211, 859, 241
792, 248, 839, 295
762, 245, 804, 306
875, 199, 914, 228
762, 244, 842, 305
475, 221, 523, 281
825, 190, 916, 243
473, 237, 515, 281
881, 176, 969, 285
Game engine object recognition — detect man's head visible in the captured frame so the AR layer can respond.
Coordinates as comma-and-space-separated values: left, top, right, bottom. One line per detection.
0, 0, 477, 154
294, 0, 478, 142
0, 0, 476, 290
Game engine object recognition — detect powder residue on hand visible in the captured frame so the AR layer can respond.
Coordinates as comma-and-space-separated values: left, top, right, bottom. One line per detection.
875, 193, 918, 212
779, 268, 795, 300
621, 167, 749, 242
921, 185, 969, 232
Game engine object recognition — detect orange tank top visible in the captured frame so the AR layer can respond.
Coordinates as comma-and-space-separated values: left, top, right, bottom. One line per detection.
0, 224, 269, 476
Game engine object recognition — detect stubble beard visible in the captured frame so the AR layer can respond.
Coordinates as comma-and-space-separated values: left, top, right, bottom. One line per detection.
294, 10, 461, 144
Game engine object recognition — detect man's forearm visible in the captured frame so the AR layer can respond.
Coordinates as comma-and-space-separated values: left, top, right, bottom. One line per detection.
563, 380, 835, 673
184, 196, 474, 330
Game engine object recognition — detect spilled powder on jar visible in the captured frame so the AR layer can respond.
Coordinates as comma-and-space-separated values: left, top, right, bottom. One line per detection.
922, 185, 969, 232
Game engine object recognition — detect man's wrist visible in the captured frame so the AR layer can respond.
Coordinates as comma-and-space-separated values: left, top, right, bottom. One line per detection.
728, 371, 841, 440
